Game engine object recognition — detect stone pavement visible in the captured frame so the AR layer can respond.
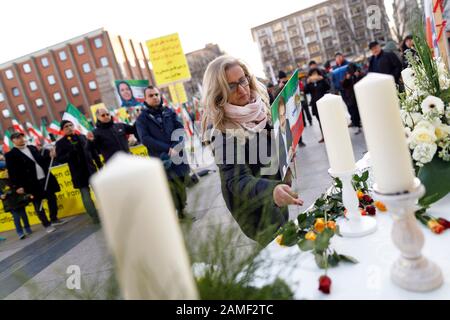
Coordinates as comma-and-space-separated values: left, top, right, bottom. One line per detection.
0, 120, 367, 299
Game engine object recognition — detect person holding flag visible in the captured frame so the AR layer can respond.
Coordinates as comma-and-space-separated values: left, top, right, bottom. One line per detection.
201, 55, 303, 245
5, 132, 61, 233
55, 120, 101, 224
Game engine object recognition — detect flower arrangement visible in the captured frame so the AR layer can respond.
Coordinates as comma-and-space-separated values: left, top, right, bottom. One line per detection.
275, 170, 386, 294
399, 25, 450, 208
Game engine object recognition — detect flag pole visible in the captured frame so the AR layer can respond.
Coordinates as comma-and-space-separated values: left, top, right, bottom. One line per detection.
39, 155, 55, 212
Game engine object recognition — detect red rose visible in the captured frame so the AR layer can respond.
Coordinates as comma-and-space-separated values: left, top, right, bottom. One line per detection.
437, 218, 450, 229
362, 195, 373, 204
318, 275, 332, 294
365, 205, 376, 216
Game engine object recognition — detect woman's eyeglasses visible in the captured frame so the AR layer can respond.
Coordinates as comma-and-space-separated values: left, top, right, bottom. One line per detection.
99, 113, 110, 117
228, 76, 250, 93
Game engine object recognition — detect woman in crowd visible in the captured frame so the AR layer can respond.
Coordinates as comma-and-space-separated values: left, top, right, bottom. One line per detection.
201, 55, 303, 245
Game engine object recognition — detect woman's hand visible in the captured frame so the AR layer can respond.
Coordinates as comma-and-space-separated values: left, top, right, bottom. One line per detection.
273, 184, 304, 207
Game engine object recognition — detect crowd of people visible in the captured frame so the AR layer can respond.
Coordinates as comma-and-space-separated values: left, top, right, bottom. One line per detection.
0, 85, 193, 240
0, 35, 416, 246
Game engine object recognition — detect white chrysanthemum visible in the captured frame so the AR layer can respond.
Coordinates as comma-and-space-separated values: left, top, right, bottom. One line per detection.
421, 96, 445, 115
439, 74, 450, 90
435, 123, 450, 140
412, 143, 437, 166
401, 68, 416, 93
446, 109, 450, 122
410, 123, 437, 146
400, 111, 423, 128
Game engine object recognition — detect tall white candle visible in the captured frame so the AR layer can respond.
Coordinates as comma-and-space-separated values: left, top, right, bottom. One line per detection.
354, 73, 415, 194
317, 94, 356, 173
90, 154, 198, 299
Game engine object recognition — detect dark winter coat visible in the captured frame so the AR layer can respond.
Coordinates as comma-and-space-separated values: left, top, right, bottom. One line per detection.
304, 78, 330, 116
368, 50, 403, 84
5, 146, 60, 199
0, 177, 33, 212
55, 134, 99, 189
212, 124, 289, 246
135, 103, 189, 179
92, 119, 135, 163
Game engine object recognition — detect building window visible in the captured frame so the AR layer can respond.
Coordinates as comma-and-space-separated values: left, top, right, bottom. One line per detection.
23, 63, 32, 73
77, 105, 85, 114
53, 92, 62, 102
88, 81, 97, 90
35, 98, 44, 107
59, 51, 67, 61
29, 81, 38, 91
94, 37, 103, 48
309, 44, 321, 54
76, 44, 85, 55
65, 69, 74, 79
2, 109, 10, 118
12, 87, 20, 97
0, 92, 4, 102
5, 69, 14, 80
100, 57, 109, 67
17, 104, 26, 113
82, 63, 91, 73
71, 86, 80, 96
47, 75, 56, 85
41, 57, 49, 68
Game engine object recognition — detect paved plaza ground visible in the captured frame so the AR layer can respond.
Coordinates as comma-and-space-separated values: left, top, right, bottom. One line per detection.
0, 120, 367, 299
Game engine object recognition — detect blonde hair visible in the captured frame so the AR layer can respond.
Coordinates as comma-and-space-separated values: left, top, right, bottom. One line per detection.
201, 55, 270, 136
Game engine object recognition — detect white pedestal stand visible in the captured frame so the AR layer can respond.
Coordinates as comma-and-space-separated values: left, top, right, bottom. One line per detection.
373, 178, 443, 292
329, 168, 377, 238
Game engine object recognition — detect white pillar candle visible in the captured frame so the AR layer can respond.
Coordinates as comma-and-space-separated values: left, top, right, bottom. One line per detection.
90, 153, 198, 299
317, 94, 356, 173
354, 73, 415, 194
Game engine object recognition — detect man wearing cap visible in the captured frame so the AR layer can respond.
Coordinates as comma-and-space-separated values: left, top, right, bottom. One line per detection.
5, 132, 61, 233
368, 41, 403, 84
55, 120, 100, 223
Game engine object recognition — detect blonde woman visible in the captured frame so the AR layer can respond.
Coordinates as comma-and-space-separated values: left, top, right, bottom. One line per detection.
201, 56, 303, 245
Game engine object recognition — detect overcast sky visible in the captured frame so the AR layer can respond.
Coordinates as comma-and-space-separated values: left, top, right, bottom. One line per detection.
0, 0, 394, 77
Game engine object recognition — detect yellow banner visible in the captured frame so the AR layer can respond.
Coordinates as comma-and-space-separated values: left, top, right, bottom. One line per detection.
146, 33, 191, 86
0, 145, 149, 233
169, 82, 188, 104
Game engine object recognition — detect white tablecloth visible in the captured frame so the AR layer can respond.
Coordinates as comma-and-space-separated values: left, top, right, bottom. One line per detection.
256, 156, 450, 300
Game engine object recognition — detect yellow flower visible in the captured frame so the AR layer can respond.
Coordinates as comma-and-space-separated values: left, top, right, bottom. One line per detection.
314, 218, 326, 233
374, 201, 387, 212
327, 221, 336, 230
357, 190, 364, 200
275, 234, 285, 246
305, 231, 317, 241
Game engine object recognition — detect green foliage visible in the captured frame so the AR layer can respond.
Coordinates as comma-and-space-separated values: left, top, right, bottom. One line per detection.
418, 156, 450, 207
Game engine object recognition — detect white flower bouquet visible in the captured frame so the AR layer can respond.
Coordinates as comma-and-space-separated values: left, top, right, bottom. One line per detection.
399, 28, 450, 207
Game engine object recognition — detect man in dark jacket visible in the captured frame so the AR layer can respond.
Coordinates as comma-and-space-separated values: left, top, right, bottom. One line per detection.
55, 120, 100, 223
87, 107, 136, 163
135, 86, 190, 218
368, 41, 403, 84
305, 68, 330, 142
5, 132, 60, 232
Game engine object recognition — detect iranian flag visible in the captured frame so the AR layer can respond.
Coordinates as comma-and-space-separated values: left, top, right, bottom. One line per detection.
48, 120, 63, 136
62, 103, 93, 135
12, 119, 25, 134
3, 131, 13, 153
26, 122, 42, 146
